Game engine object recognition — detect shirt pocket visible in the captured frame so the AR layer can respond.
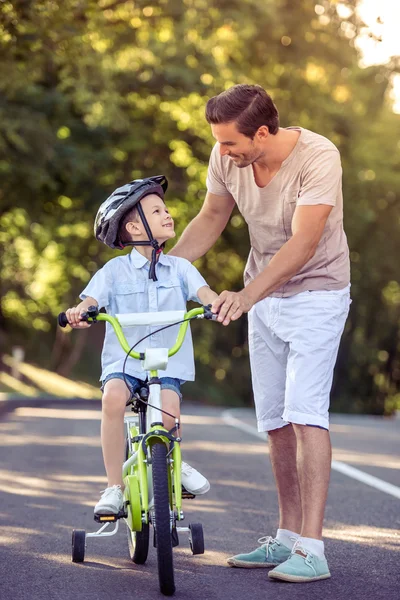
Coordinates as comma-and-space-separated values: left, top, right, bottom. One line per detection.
113, 281, 146, 313
156, 277, 185, 307
282, 187, 299, 239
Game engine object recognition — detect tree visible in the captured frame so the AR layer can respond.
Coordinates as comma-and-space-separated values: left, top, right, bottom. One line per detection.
1, 0, 399, 412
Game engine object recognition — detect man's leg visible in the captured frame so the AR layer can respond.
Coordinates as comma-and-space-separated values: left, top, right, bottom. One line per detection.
268, 287, 350, 581
227, 301, 298, 568
293, 424, 331, 540
227, 423, 301, 568
268, 424, 302, 535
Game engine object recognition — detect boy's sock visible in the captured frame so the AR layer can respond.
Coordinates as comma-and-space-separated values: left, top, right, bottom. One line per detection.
276, 528, 300, 550
296, 536, 325, 557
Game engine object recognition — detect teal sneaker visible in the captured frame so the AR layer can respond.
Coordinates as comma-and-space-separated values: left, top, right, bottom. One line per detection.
227, 536, 292, 568
268, 545, 331, 582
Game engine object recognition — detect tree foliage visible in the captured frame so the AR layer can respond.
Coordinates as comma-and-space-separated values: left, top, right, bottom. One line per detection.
1, 0, 400, 412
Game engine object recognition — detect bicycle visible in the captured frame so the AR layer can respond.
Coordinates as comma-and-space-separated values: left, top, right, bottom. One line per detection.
58, 304, 217, 596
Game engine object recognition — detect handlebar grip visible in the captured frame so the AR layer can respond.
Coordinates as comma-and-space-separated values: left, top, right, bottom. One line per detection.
58, 305, 98, 328
203, 304, 219, 321
58, 312, 69, 328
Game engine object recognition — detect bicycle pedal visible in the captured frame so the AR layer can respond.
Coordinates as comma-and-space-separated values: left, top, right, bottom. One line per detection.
94, 509, 127, 523
181, 486, 196, 500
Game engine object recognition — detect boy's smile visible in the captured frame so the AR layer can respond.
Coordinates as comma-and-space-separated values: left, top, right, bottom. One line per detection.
125, 193, 175, 258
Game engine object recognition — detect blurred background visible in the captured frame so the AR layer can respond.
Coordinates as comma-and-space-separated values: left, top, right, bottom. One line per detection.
1, 0, 399, 415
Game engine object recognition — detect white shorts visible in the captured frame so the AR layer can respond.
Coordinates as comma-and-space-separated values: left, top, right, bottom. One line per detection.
248, 286, 351, 432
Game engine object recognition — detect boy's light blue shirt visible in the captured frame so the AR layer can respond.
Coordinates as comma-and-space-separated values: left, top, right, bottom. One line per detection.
80, 249, 208, 383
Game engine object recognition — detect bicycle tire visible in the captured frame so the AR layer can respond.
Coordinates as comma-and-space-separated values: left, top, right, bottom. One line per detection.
152, 441, 175, 596
126, 522, 150, 564
71, 529, 86, 563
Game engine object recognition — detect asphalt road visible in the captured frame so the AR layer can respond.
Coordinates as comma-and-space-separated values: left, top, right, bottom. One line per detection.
0, 401, 399, 600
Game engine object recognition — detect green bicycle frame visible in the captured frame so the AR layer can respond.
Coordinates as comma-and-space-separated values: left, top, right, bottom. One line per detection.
90, 306, 206, 528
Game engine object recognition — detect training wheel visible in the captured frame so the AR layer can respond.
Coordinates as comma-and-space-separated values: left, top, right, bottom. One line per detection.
189, 523, 204, 555
72, 529, 86, 563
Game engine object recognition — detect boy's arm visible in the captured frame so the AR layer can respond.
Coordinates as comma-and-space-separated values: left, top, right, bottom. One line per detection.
197, 285, 219, 306
66, 297, 98, 328
66, 263, 111, 328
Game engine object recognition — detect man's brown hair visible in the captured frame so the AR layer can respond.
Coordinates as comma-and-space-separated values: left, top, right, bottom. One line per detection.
205, 84, 279, 138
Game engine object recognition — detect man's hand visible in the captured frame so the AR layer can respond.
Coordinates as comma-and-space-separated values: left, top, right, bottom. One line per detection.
211, 289, 253, 326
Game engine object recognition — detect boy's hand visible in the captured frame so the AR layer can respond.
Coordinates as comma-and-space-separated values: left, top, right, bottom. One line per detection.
211, 289, 253, 326
65, 306, 92, 328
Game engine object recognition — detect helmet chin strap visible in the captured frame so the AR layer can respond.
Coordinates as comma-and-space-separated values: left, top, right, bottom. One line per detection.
122, 201, 162, 281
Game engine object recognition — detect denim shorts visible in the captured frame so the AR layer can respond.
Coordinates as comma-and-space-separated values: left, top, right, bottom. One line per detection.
101, 372, 183, 401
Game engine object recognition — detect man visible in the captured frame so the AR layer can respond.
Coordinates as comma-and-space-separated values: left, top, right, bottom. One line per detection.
169, 84, 350, 582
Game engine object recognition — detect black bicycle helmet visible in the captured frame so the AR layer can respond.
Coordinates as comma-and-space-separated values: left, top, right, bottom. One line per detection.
94, 175, 168, 281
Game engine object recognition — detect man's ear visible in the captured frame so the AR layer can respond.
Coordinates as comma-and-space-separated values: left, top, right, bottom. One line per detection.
256, 125, 269, 141
125, 221, 142, 236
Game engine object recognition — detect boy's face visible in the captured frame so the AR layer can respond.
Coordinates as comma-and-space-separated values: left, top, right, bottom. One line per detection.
126, 193, 175, 244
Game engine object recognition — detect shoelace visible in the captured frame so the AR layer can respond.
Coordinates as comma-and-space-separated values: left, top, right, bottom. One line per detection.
291, 540, 313, 560
99, 485, 122, 497
257, 535, 303, 556
257, 536, 280, 555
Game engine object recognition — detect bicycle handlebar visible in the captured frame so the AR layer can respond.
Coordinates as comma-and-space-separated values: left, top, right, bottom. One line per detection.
57, 305, 217, 360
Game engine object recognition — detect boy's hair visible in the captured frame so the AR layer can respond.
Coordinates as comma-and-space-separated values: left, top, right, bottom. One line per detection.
118, 205, 140, 244
205, 84, 279, 138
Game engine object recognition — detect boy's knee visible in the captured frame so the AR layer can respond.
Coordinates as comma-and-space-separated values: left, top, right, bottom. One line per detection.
162, 389, 180, 410
102, 381, 129, 416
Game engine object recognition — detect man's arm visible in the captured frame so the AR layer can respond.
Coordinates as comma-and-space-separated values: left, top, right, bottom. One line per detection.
212, 204, 333, 324
168, 191, 236, 262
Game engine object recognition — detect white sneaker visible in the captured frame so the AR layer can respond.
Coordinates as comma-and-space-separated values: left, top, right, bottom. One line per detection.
181, 461, 210, 495
94, 485, 124, 515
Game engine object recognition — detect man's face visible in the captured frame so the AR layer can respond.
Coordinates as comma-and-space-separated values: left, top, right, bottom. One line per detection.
211, 122, 264, 168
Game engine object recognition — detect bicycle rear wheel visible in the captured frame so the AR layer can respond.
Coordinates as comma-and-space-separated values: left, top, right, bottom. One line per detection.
152, 441, 175, 596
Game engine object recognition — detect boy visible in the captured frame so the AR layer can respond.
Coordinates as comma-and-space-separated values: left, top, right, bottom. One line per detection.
66, 175, 218, 515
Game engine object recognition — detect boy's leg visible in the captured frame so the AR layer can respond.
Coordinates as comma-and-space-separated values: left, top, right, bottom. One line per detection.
160, 387, 210, 495
101, 378, 130, 487
161, 388, 180, 432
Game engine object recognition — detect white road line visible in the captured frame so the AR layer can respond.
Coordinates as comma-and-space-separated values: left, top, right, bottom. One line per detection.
221, 409, 400, 501
330, 460, 400, 500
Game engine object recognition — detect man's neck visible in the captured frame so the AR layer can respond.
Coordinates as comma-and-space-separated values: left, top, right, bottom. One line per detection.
254, 127, 301, 171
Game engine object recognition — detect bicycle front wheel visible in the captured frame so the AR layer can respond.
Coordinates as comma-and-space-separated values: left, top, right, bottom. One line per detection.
152, 441, 175, 596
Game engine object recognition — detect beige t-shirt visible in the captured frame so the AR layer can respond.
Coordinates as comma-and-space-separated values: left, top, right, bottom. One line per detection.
206, 127, 350, 297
